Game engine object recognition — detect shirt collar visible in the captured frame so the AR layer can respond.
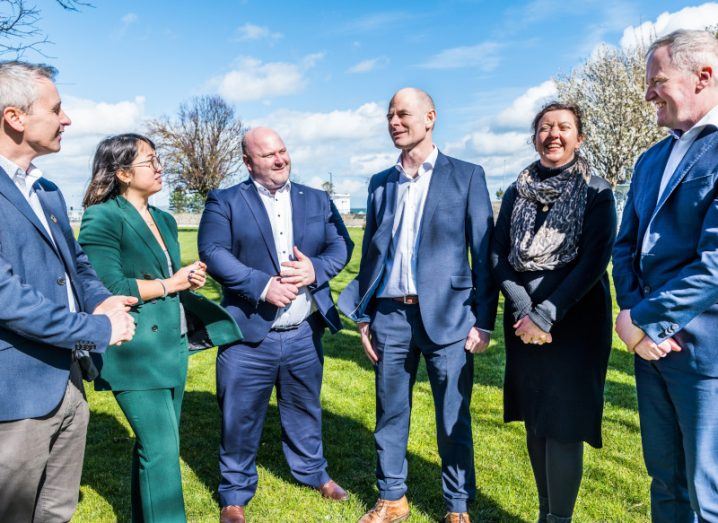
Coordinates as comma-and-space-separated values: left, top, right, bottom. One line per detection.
252, 177, 291, 197
395, 145, 438, 180
0, 154, 42, 188
670, 103, 718, 140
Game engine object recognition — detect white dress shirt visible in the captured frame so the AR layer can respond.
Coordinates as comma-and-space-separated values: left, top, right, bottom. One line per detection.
0, 154, 76, 312
642, 104, 718, 253
378, 146, 438, 298
254, 179, 315, 329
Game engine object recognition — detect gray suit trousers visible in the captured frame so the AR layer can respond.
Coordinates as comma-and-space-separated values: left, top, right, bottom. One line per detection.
0, 372, 89, 523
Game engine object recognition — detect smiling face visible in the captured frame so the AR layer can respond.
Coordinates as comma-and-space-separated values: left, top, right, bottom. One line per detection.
386, 89, 436, 152
645, 45, 702, 132
243, 127, 291, 192
534, 109, 584, 168
21, 77, 71, 157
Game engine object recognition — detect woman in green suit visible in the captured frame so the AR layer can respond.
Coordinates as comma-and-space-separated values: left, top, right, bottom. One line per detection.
79, 133, 242, 523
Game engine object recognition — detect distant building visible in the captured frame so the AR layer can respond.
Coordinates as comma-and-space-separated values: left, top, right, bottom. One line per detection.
68, 208, 84, 224
331, 192, 351, 215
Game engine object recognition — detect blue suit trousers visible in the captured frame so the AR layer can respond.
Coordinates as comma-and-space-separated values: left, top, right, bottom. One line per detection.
371, 299, 475, 512
216, 316, 330, 507
635, 357, 718, 522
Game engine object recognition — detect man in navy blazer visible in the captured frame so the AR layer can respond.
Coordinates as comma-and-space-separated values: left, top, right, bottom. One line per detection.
198, 127, 353, 523
339, 88, 498, 523
613, 30, 718, 521
0, 62, 136, 522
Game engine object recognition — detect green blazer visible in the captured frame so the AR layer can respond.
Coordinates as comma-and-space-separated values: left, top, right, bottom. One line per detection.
78, 196, 242, 391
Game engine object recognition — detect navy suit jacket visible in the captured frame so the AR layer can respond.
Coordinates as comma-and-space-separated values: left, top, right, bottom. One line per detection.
198, 179, 354, 344
613, 127, 718, 376
0, 168, 112, 422
338, 151, 498, 346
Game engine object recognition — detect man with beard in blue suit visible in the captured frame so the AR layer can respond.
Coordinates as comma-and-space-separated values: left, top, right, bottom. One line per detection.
613, 30, 718, 521
0, 61, 136, 523
339, 88, 498, 523
198, 127, 354, 523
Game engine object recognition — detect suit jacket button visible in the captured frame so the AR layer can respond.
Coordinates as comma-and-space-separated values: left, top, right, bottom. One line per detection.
57, 277, 66, 286
643, 285, 651, 294
151, 325, 159, 332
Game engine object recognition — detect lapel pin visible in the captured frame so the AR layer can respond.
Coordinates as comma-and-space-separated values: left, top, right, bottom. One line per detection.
50, 214, 58, 223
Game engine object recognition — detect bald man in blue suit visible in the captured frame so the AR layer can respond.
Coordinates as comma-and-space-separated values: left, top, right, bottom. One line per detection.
339, 88, 498, 523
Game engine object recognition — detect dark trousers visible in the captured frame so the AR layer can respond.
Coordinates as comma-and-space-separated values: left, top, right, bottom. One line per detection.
635, 356, 718, 522
217, 317, 330, 507
0, 374, 88, 523
371, 299, 475, 513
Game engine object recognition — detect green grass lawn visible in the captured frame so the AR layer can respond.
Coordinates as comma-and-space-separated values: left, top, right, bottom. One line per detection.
74, 228, 649, 522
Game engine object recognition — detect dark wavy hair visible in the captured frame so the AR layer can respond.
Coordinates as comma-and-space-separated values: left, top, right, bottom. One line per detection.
83, 133, 156, 208
531, 101, 584, 143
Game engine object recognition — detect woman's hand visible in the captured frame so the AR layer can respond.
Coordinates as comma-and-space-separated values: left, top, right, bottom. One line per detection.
168, 261, 207, 292
513, 315, 552, 346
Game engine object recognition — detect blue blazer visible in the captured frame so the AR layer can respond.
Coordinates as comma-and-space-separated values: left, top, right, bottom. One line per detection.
613, 127, 718, 376
0, 168, 112, 422
338, 151, 498, 345
198, 180, 354, 343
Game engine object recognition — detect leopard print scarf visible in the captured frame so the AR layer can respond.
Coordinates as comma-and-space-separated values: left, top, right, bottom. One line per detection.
508, 156, 590, 272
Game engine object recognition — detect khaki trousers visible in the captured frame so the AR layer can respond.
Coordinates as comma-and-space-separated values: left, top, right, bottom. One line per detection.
0, 375, 89, 523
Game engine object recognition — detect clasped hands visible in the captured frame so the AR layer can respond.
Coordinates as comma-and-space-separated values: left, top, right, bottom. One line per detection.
264, 246, 315, 308
615, 309, 681, 361
514, 315, 552, 346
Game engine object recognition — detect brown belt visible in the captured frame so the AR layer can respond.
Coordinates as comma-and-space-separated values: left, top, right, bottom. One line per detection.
391, 295, 419, 305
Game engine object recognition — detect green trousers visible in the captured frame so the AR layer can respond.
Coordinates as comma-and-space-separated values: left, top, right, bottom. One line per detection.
114, 359, 188, 523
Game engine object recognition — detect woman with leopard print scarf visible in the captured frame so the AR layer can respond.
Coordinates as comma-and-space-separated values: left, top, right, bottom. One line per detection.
490, 102, 616, 523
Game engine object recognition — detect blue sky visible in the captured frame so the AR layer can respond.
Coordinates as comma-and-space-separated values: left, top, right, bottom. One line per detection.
24, 0, 718, 208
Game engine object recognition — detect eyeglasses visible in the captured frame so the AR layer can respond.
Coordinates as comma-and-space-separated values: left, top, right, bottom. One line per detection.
130, 156, 163, 171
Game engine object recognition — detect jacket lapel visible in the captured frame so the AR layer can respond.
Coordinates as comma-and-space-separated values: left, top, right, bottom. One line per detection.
240, 180, 280, 272
650, 127, 718, 221
372, 169, 400, 251
152, 207, 181, 272
116, 196, 169, 277
290, 183, 306, 251
635, 138, 673, 243
0, 167, 56, 249
34, 182, 75, 273
417, 152, 451, 248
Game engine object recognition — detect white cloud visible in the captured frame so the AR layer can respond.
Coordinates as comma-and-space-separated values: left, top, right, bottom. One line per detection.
493, 80, 557, 130
233, 23, 282, 42
253, 102, 386, 142
121, 13, 138, 26
349, 152, 396, 175
347, 56, 390, 74
248, 102, 393, 205
620, 3, 718, 49
420, 42, 501, 71
34, 95, 147, 208
211, 54, 323, 102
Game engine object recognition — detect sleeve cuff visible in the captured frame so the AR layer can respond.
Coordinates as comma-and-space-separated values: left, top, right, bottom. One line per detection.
259, 278, 272, 302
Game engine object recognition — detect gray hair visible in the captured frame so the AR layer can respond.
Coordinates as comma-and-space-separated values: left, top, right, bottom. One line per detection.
0, 61, 58, 115
648, 29, 718, 75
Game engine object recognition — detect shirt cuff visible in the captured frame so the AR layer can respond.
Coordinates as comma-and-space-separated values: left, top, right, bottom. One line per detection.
476, 328, 492, 334
259, 278, 272, 301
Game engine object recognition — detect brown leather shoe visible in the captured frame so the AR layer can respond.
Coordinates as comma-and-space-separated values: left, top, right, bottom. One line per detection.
220, 505, 246, 523
317, 479, 349, 501
358, 496, 410, 522
442, 512, 471, 523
